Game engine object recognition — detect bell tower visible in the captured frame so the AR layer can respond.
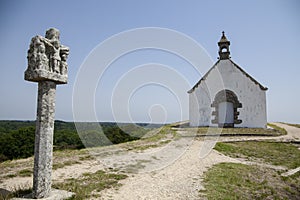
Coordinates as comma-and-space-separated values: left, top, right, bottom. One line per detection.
218, 31, 230, 60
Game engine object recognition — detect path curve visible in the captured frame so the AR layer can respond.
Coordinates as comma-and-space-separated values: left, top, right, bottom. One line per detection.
218, 122, 300, 143
100, 140, 240, 200
1, 123, 299, 199
100, 122, 300, 200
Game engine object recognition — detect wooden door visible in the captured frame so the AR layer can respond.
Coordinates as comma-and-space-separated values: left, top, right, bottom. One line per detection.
218, 102, 234, 127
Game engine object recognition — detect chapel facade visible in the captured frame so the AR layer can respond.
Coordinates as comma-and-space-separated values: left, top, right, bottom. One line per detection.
188, 32, 267, 128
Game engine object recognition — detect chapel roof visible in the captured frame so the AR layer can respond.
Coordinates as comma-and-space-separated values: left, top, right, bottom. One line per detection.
188, 33, 268, 93
187, 59, 268, 93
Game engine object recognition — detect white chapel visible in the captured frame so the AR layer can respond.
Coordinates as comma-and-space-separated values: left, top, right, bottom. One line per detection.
188, 32, 267, 128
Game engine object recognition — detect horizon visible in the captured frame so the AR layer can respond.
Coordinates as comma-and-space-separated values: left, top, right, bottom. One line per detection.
0, 119, 292, 125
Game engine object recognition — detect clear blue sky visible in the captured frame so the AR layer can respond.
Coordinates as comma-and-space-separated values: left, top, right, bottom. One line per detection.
0, 0, 299, 123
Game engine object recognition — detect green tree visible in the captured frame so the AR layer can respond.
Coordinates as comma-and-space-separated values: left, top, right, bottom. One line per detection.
0, 126, 35, 161
54, 130, 84, 150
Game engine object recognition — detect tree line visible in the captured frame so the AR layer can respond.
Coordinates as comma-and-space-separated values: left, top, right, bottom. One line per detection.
0, 121, 149, 162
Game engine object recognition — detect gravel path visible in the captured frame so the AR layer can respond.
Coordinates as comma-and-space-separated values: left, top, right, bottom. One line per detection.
99, 122, 300, 200
218, 122, 300, 143
1, 123, 299, 199
100, 140, 241, 200
272, 123, 300, 141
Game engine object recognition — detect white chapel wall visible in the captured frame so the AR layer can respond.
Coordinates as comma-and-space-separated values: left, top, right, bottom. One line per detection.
189, 59, 267, 128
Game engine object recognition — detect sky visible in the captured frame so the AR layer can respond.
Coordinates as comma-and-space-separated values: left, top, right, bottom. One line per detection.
0, 0, 299, 123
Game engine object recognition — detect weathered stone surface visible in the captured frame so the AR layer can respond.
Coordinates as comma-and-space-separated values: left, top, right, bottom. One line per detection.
24, 28, 69, 199
25, 69, 67, 84
12, 189, 74, 200
25, 28, 69, 84
33, 81, 56, 198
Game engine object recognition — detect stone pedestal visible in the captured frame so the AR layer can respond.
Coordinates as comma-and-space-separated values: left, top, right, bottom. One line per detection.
12, 189, 75, 200
33, 81, 56, 198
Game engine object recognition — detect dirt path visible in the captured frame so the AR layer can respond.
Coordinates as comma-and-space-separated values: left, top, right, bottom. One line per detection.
100, 140, 241, 200
272, 123, 300, 141
0, 123, 299, 199
218, 122, 300, 143
99, 123, 300, 200
0, 160, 103, 191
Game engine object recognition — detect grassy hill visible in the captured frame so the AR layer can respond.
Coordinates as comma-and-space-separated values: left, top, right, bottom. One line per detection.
1, 122, 299, 199
0, 120, 162, 162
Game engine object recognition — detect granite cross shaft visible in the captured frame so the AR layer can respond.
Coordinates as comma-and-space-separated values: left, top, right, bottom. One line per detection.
33, 81, 57, 198
24, 28, 69, 198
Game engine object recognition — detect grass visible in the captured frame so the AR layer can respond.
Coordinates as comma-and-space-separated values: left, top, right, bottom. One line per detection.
214, 141, 300, 169
0, 158, 34, 182
283, 122, 300, 129
4, 174, 17, 179
122, 126, 176, 151
52, 160, 81, 170
52, 149, 94, 171
0, 148, 126, 200
0, 148, 93, 184
78, 155, 93, 161
53, 149, 91, 161
0, 184, 32, 200
201, 162, 300, 200
182, 123, 286, 137
122, 159, 151, 173
267, 123, 288, 135
53, 170, 127, 200
2, 123, 296, 199
141, 126, 176, 142
18, 169, 32, 177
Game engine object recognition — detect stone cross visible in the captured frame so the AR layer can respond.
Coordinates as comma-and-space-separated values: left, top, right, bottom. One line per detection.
24, 28, 69, 199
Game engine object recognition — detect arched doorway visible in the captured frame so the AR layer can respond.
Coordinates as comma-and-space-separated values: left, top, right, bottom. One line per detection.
211, 90, 242, 127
